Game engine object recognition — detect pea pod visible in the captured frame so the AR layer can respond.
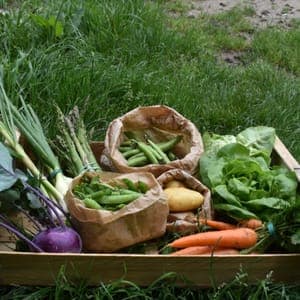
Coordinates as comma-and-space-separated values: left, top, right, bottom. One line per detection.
127, 155, 148, 167
147, 139, 170, 163
98, 193, 141, 205
122, 178, 139, 192
83, 198, 102, 209
137, 181, 149, 193
122, 148, 141, 158
157, 136, 182, 152
136, 141, 159, 164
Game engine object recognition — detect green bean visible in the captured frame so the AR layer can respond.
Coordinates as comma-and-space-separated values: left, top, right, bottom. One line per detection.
147, 139, 170, 163
122, 148, 140, 158
137, 181, 149, 193
88, 189, 112, 200
83, 198, 102, 209
157, 136, 182, 152
149, 145, 162, 161
167, 151, 177, 161
122, 178, 138, 192
119, 146, 133, 152
120, 189, 142, 195
98, 193, 141, 205
128, 152, 146, 160
120, 140, 133, 146
137, 141, 159, 164
127, 155, 149, 167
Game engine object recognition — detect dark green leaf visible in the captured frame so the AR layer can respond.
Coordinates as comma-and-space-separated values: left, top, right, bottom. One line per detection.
214, 184, 242, 207
214, 203, 257, 220
228, 178, 250, 200
271, 172, 298, 199
0, 189, 20, 212
245, 197, 290, 211
0, 142, 17, 191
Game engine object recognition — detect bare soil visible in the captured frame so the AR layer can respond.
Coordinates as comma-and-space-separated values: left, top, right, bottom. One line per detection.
186, 0, 300, 27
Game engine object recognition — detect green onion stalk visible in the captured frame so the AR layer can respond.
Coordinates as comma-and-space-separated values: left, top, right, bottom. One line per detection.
0, 81, 69, 210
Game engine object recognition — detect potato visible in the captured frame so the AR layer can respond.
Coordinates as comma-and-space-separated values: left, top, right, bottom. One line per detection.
163, 187, 204, 212
165, 180, 186, 188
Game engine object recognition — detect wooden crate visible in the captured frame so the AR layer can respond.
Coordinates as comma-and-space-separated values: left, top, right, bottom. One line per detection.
0, 137, 299, 287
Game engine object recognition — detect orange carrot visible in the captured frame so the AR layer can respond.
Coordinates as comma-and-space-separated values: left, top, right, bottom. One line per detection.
169, 228, 257, 249
171, 246, 212, 256
239, 219, 263, 230
171, 246, 240, 256
199, 218, 236, 230
206, 248, 240, 255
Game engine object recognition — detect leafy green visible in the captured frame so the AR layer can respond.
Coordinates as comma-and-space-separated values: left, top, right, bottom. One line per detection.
236, 126, 275, 157
199, 126, 298, 222
0, 142, 26, 191
213, 203, 258, 220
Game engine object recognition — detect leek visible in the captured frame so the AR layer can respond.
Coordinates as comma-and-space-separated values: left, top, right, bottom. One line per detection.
0, 80, 68, 210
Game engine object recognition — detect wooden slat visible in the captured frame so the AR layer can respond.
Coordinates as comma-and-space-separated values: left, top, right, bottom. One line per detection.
0, 252, 299, 286
0, 136, 300, 286
274, 137, 300, 182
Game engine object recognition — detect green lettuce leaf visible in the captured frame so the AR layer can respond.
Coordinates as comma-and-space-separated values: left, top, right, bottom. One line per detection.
199, 126, 298, 222
236, 126, 276, 157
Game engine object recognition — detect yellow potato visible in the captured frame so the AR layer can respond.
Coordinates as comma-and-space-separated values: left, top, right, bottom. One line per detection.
163, 187, 204, 212
165, 180, 186, 188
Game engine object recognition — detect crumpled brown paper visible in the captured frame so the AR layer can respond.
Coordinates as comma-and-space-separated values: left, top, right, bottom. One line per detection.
157, 168, 213, 220
157, 169, 213, 234
65, 171, 169, 252
100, 105, 204, 177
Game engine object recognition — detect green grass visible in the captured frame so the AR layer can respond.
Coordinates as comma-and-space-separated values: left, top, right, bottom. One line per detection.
1, 269, 300, 299
0, 0, 299, 297
0, 0, 298, 159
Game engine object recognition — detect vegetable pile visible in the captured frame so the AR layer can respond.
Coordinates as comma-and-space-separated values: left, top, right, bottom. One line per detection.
0, 142, 82, 253
163, 180, 204, 212
73, 175, 148, 211
199, 127, 298, 222
0, 80, 299, 256
119, 131, 181, 167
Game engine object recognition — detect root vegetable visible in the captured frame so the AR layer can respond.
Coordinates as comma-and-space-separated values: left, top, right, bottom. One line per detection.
239, 218, 263, 230
171, 246, 239, 256
199, 218, 236, 230
165, 180, 186, 188
164, 187, 204, 212
169, 228, 258, 249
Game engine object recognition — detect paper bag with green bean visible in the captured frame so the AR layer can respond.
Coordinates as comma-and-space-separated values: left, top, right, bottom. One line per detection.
65, 171, 169, 252
100, 105, 204, 177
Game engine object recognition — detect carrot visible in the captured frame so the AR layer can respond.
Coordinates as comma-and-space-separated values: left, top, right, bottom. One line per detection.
199, 218, 236, 230
239, 218, 263, 230
171, 246, 212, 256
171, 246, 240, 256
206, 248, 240, 255
169, 228, 257, 249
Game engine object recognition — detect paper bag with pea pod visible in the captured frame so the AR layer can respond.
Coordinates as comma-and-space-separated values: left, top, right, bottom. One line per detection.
157, 169, 213, 234
100, 105, 204, 177
65, 171, 169, 252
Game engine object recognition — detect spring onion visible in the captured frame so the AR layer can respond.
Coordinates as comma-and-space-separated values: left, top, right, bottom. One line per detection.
0, 77, 68, 210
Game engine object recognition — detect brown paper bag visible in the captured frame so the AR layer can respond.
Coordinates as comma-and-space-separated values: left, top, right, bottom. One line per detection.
65, 171, 169, 252
100, 105, 204, 177
157, 169, 213, 220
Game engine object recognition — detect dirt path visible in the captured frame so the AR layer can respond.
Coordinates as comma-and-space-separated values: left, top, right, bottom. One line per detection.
187, 0, 300, 27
